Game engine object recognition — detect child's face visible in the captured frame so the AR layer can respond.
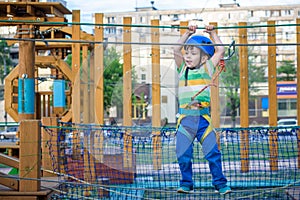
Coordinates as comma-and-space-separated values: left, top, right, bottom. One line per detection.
183, 46, 207, 68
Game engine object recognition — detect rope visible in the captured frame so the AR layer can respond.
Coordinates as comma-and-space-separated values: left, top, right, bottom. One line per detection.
0, 19, 299, 29
1, 37, 300, 46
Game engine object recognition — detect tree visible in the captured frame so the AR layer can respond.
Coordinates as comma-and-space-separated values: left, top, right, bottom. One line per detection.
65, 47, 124, 115
277, 60, 296, 81
103, 47, 123, 116
220, 47, 266, 127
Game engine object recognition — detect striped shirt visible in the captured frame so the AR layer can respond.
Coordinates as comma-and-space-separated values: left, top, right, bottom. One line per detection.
177, 60, 215, 109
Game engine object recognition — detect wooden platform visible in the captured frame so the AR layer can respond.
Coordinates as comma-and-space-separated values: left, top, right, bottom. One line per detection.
286, 187, 300, 200
0, 177, 59, 200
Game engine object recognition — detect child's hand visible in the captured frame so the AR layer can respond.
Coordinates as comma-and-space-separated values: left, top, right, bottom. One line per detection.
203, 25, 215, 34
187, 25, 198, 35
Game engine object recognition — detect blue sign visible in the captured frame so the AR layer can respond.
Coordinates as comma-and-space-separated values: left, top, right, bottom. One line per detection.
277, 83, 297, 95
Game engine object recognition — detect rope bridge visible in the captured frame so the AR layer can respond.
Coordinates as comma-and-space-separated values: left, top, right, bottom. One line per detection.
41, 123, 300, 199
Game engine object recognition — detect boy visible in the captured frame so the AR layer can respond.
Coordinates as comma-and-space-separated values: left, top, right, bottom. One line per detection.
173, 25, 231, 195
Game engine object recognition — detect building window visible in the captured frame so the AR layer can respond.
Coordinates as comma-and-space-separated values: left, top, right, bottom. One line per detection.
162, 95, 168, 103
140, 16, 145, 23
265, 10, 271, 17
278, 99, 297, 117
278, 101, 287, 110
249, 99, 257, 116
141, 74, 146, 83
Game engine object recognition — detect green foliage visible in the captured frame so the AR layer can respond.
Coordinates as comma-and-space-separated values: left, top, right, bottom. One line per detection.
103, 48, 123, 114
277, 60, 296, 81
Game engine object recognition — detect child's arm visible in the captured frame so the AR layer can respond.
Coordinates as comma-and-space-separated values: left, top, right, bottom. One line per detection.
204, 25, 225, 68
173, 25, 197, 69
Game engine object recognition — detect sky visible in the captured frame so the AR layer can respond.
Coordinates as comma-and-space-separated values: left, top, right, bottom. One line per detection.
65, 0, 300, 33
67, 0, 300, 14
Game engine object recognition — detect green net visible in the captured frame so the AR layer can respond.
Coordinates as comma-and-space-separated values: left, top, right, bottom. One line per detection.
41, 122, 300, 199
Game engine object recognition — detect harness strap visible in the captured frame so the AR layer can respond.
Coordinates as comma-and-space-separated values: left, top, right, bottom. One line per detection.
178, 107, 210, 116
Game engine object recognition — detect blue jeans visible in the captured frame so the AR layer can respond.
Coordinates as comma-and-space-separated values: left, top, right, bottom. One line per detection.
176, 115, 227, 190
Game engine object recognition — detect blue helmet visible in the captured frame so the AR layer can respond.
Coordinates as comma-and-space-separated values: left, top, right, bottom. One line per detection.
185, 35, 215, 57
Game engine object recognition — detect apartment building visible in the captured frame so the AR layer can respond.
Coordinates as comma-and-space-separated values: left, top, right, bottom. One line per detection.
101, 3, 300, 125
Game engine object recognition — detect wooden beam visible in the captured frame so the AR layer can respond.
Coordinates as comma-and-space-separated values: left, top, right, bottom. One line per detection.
94, 13, 104, 124
19, 120, 41, 192
56, 59, 74, 82
151, 19, 161, 170
209, 22, 222, 149
0, 153, 19, 169
123, 17, 133, 168
82, 45, 90, 123
50, 5, 64, 17
0, 172, 19, 191
267, 20, 278, 171
36, 56, 57, 64
26, 5, 35, 16
123, 17, 132, 126
71, 10, 81, 124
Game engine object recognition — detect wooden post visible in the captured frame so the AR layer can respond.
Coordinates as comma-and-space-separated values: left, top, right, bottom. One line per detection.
41, 117, 59, 177
72, 10, 81, 123
123, 17, 133, 168
94, 13, 104, 125
151, 19, 162, 170
209, 22, 221, 149
19, 120, 41, 192
93, 13, 104, 166
267, 20, 278, 171
82, 45, 90, 123
238, 22, 250, 172
71, 10, 81, 159
89, 48, 95, 123
18, 24, 35, 121
296, 18, 300, 169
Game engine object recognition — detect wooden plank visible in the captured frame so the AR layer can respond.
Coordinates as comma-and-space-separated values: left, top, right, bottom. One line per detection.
267, 20, 278, 171
60, 109, 72, 122
0, 172, 19, 191
4, 64, 18, 122
123, 17, 133, 168
71, 10, 81, 124
0, 153, 19, 169
26, 5, 35, 16
60, 26, 94, 41
151, 19, 162, 170
209, 22, 220, 126
19, 120, 41, 192
82, 45, 90, 123
123, 17, 132, 127
50, 5, 63, 17
0, 177, 59, 198
94, 13, 104, 124
209, 22, 222, 149
238, 22, 250, 173
0, 2, 71, 15
56, 59, 74, 82
151, 19, 161, 128
18, 24, 35, 120
89, 48, 95, 123
35, 56, 57, 64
